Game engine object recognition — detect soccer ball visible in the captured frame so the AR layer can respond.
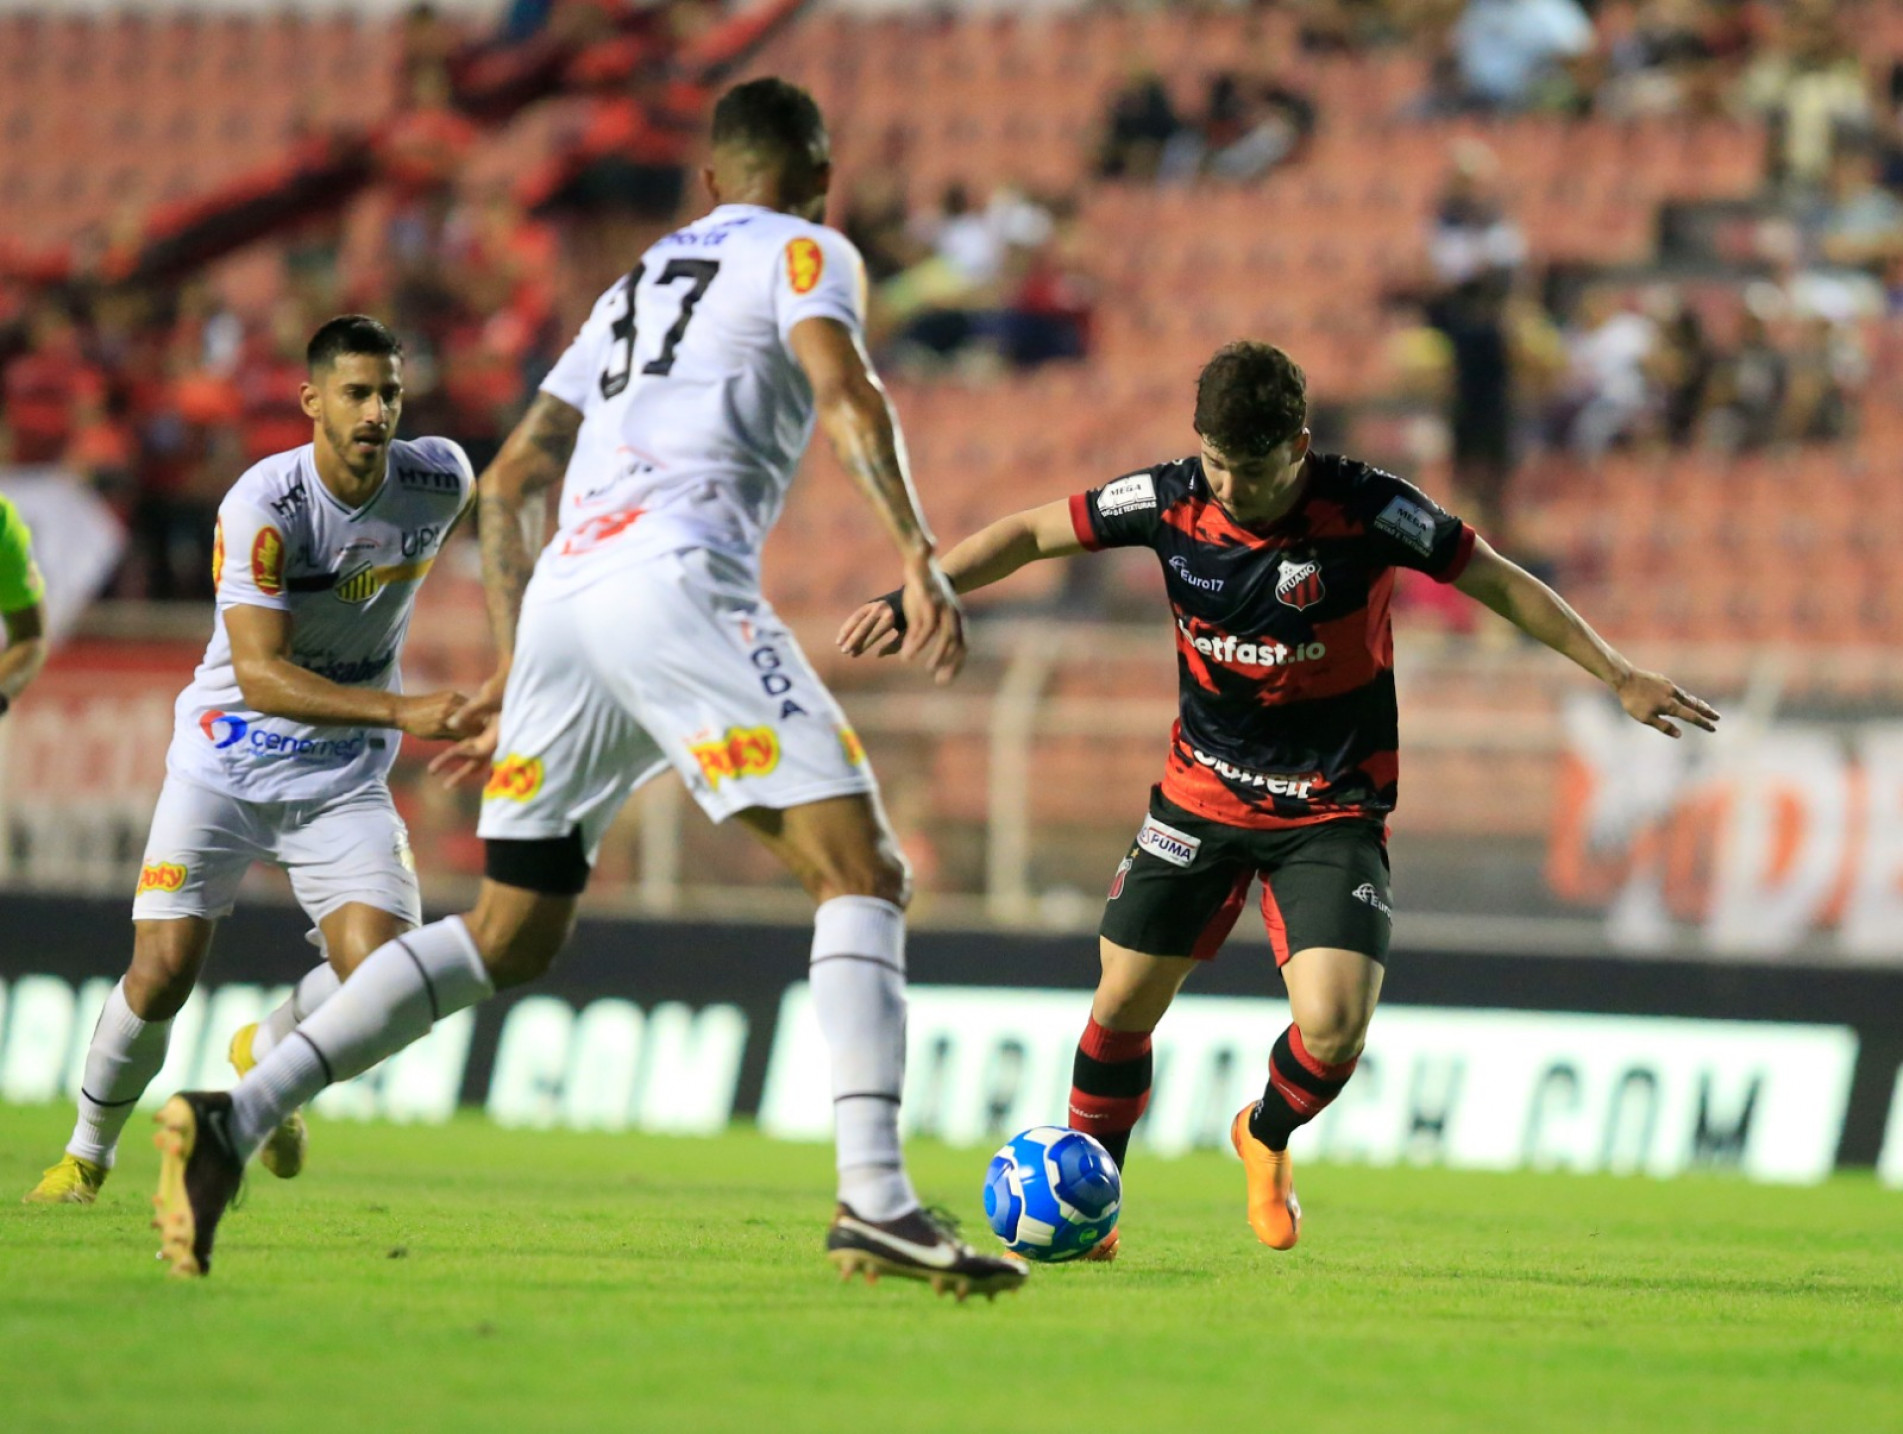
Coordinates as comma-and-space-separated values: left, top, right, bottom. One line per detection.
982, 1125, 1121, 1262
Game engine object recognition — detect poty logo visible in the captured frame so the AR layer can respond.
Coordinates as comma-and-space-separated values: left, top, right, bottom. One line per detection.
1353, 882, 1393, 918
838, 725, 866, 767
199, 710, 249, 748
1168, 556, 1224, 592
136, 861, 188, 895
484, 754, 546, 802
690, 726, 781, 788
1177, 619, 1325, 669
1275, 559, 1325, 611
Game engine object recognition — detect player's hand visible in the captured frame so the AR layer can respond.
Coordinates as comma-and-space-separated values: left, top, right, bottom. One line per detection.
837, 598, 903, 659
395, 690, 475, 742
429, 714, 500, 790
450, 665, 510, 734
899, 554, 965, 685
1616, 668, 1720, 738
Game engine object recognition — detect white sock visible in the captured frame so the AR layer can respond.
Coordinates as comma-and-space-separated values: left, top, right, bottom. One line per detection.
251, 962, 342, 1062
67, 980, 171, 1168
229, 917, 493, 1159
810, 895, 917, 1222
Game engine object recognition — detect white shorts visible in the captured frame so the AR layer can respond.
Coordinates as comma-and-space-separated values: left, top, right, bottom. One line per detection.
477, 546, 875, 860
132, 774, 422, 927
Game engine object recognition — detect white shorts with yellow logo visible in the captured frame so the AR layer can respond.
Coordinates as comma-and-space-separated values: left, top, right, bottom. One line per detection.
132, 774, 422, 926
477, 546, 875, 860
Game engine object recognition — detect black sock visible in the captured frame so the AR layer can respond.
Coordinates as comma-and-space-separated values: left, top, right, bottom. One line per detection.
1247, 1023, 1357, 1152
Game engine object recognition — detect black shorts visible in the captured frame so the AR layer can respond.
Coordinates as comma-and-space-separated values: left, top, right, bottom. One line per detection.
1098, 788, 1392, 966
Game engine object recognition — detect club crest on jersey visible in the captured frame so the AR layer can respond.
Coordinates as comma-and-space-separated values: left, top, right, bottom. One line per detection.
786, 238, 824, 295
1135, 813, 1201, 868
252, 525, 285, 596
334, 565, 379, 604
1275, 558, 1324, 611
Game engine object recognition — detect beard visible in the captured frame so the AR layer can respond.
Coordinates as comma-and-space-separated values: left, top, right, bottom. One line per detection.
325, 417, 387, 478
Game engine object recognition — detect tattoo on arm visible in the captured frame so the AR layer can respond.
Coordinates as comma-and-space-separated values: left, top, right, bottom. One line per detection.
478, 393, 582, 658
831, 383, 934, 560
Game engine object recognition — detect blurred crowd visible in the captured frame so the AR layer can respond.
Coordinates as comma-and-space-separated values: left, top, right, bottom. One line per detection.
5, 0, 1903, 602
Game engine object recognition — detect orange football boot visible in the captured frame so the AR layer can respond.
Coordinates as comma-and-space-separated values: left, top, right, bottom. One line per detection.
1230, 1105, 1301, 1250
1082, 1228, 1120, 1263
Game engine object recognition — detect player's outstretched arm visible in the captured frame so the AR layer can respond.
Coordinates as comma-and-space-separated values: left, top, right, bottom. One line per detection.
226, 604, 470, 740
837, 501, 1083, 659
0, 599, 47, 716
789, 315, 965, 685
1454, 536, 1721, 739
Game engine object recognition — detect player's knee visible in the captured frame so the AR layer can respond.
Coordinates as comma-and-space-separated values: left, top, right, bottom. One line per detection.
463, 884, 578, 990
1293, 1008, 1369, 1066
808, 843, 912, 909
125, 934, 203, 1020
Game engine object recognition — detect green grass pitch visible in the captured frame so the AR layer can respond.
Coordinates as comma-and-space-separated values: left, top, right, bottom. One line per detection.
3, 1102, 1898, 1434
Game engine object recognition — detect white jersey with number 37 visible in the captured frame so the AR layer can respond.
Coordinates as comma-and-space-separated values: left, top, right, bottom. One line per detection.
536, 203, 866, 587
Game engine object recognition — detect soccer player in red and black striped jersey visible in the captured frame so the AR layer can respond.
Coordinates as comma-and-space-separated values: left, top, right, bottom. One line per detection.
840, 341, 1719, 1256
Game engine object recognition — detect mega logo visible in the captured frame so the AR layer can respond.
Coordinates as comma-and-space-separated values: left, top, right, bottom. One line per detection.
1275, 558, 1325, 611
785, 237, 824, 295
212, 519, 225, 588
252, 525, 285, 596
690, 726, 781, 789
136, 861, 187, 895
484, 754, 546, 802
199, 709, 249, 748
1176, 619, 1325, 669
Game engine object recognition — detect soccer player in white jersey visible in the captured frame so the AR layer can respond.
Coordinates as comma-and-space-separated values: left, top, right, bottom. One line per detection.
24, 316, 473, 1206
147, 80, 1028, 1296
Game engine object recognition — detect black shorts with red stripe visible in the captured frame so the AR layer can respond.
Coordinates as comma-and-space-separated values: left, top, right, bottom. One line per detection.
1099, 787, 1392, 965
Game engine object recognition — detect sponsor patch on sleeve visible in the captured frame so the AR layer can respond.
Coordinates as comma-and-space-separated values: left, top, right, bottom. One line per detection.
1096, 472, 1157, 517
251, 525, 285, 595
212, 519, 225, 588
1135, 812, 1201, 868
1373, 495, 1438, 557
786, 237, 824, 295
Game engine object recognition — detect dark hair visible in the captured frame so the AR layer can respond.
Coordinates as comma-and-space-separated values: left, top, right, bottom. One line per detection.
711, 77, 827, 165
306, 314, 403, 373
1193, 341, 1307, 459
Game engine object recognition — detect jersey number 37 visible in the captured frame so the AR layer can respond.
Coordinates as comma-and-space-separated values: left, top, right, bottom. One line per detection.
600, 259, 721, 398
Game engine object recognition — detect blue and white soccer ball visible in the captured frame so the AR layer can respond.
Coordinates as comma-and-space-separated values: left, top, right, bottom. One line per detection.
982, 1125, 1122, 1262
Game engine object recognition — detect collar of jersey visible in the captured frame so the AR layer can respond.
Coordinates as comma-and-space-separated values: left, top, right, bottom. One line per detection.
305, 447, 391, 522
1195, 457, 1313, 540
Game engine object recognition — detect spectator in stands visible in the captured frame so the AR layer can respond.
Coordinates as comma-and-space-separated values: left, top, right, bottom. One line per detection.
1189, 72, 1319, 183
1422, 142, 1525, 530
842, 127, 923, 286
1447, 0, 1596, 114
1558, 288, 1660, 456
1735, 3, 1870, 189
1, 303, 105, 467
1801, 142, 1903, 275
998, 198, 1095, 370
1704, 304, 1787, 450
1780, 312, 1861, 442
1600, 0, 1749, 119
1097, 71, 1191, 182
1651, 293, 1717, 447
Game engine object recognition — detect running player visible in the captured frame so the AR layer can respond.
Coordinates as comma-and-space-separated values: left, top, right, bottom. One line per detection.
0, 490, 49, 717
146, 80, 1027, 1296
839, 340, 1720, 1255
25, 315, 472, 1205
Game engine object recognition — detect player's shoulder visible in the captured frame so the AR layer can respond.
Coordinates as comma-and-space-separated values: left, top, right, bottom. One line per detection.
223, 445, 318, 529
388, 436, 475, 498
1103, 455, 1198, 505
1307, 451, 1418, 512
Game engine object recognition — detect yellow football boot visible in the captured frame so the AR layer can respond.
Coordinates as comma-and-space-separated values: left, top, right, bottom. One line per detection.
1230, 1105, 1301, 1250
228, 1023, 307, 1179
23, 1154, 108, 1205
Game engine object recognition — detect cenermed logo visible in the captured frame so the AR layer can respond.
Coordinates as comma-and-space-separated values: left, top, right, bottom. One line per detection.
199, 710, 249, 748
